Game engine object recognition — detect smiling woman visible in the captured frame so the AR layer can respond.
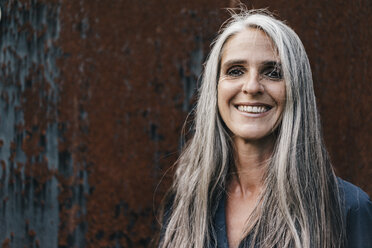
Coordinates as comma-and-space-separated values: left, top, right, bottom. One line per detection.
158, 8, 372, 248
218, 28, 286, 143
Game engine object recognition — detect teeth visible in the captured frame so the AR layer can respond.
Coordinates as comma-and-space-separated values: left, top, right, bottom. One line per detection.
237, 105, 268, 113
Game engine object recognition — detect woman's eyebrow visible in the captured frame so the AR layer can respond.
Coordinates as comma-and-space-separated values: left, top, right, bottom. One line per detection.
221, 59, 247, 68
260, 61, 281, 67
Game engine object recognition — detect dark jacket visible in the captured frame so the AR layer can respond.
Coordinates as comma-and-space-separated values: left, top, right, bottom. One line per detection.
162, 178, 372, 247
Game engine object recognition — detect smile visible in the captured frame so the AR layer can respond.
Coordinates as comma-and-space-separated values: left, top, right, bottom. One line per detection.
236, 105, 270, 114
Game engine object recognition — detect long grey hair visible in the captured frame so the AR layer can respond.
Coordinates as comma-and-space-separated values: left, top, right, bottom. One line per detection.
159, 9, 345, 248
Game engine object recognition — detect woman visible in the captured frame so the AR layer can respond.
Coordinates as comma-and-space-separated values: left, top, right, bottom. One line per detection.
158, 9, 372, 248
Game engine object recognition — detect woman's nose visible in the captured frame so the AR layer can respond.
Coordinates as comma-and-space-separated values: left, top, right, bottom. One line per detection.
241, 71, 264, 94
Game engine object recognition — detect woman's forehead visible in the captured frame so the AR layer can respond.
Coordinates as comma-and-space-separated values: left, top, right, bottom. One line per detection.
220, 28, 279, 65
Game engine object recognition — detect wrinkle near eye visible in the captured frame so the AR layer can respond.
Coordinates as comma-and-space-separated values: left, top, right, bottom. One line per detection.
219, 74, 229, 81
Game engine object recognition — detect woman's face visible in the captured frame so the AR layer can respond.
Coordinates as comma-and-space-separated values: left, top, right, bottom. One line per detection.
217, 28, 286, 143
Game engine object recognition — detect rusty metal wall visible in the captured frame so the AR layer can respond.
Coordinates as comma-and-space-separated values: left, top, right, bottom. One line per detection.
0, 0, 370, 247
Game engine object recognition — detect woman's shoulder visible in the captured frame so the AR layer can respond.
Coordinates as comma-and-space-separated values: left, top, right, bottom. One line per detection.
337, 177, 371, 210
337, 177, 372, 247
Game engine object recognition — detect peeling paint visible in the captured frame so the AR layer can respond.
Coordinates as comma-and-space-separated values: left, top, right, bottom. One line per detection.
0, 0, 61, 247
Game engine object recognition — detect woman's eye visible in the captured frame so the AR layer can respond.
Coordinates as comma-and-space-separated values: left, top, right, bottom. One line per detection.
226, 67, 244, 77
263, 67, 282, 80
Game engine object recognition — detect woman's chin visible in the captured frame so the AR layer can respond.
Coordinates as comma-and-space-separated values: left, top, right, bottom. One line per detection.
232, 130, 276, 144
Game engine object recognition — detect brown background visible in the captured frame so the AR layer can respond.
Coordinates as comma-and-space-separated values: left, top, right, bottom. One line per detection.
0, 0, 370, 247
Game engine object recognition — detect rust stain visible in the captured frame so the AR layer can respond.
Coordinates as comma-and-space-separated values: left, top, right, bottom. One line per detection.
56, 1, 228, 246
0, 0, 61, 247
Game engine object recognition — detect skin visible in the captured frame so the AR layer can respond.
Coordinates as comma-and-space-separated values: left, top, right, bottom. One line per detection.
217, 28, 286, 248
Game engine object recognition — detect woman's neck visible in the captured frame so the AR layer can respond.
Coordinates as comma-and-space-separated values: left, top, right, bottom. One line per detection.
229, 135, 274, 197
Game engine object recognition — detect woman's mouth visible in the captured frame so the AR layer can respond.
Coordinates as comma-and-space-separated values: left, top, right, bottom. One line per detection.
236, 105, 271, 114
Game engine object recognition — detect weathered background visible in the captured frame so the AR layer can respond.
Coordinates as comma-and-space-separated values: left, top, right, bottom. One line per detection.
0, 0, 370, 247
